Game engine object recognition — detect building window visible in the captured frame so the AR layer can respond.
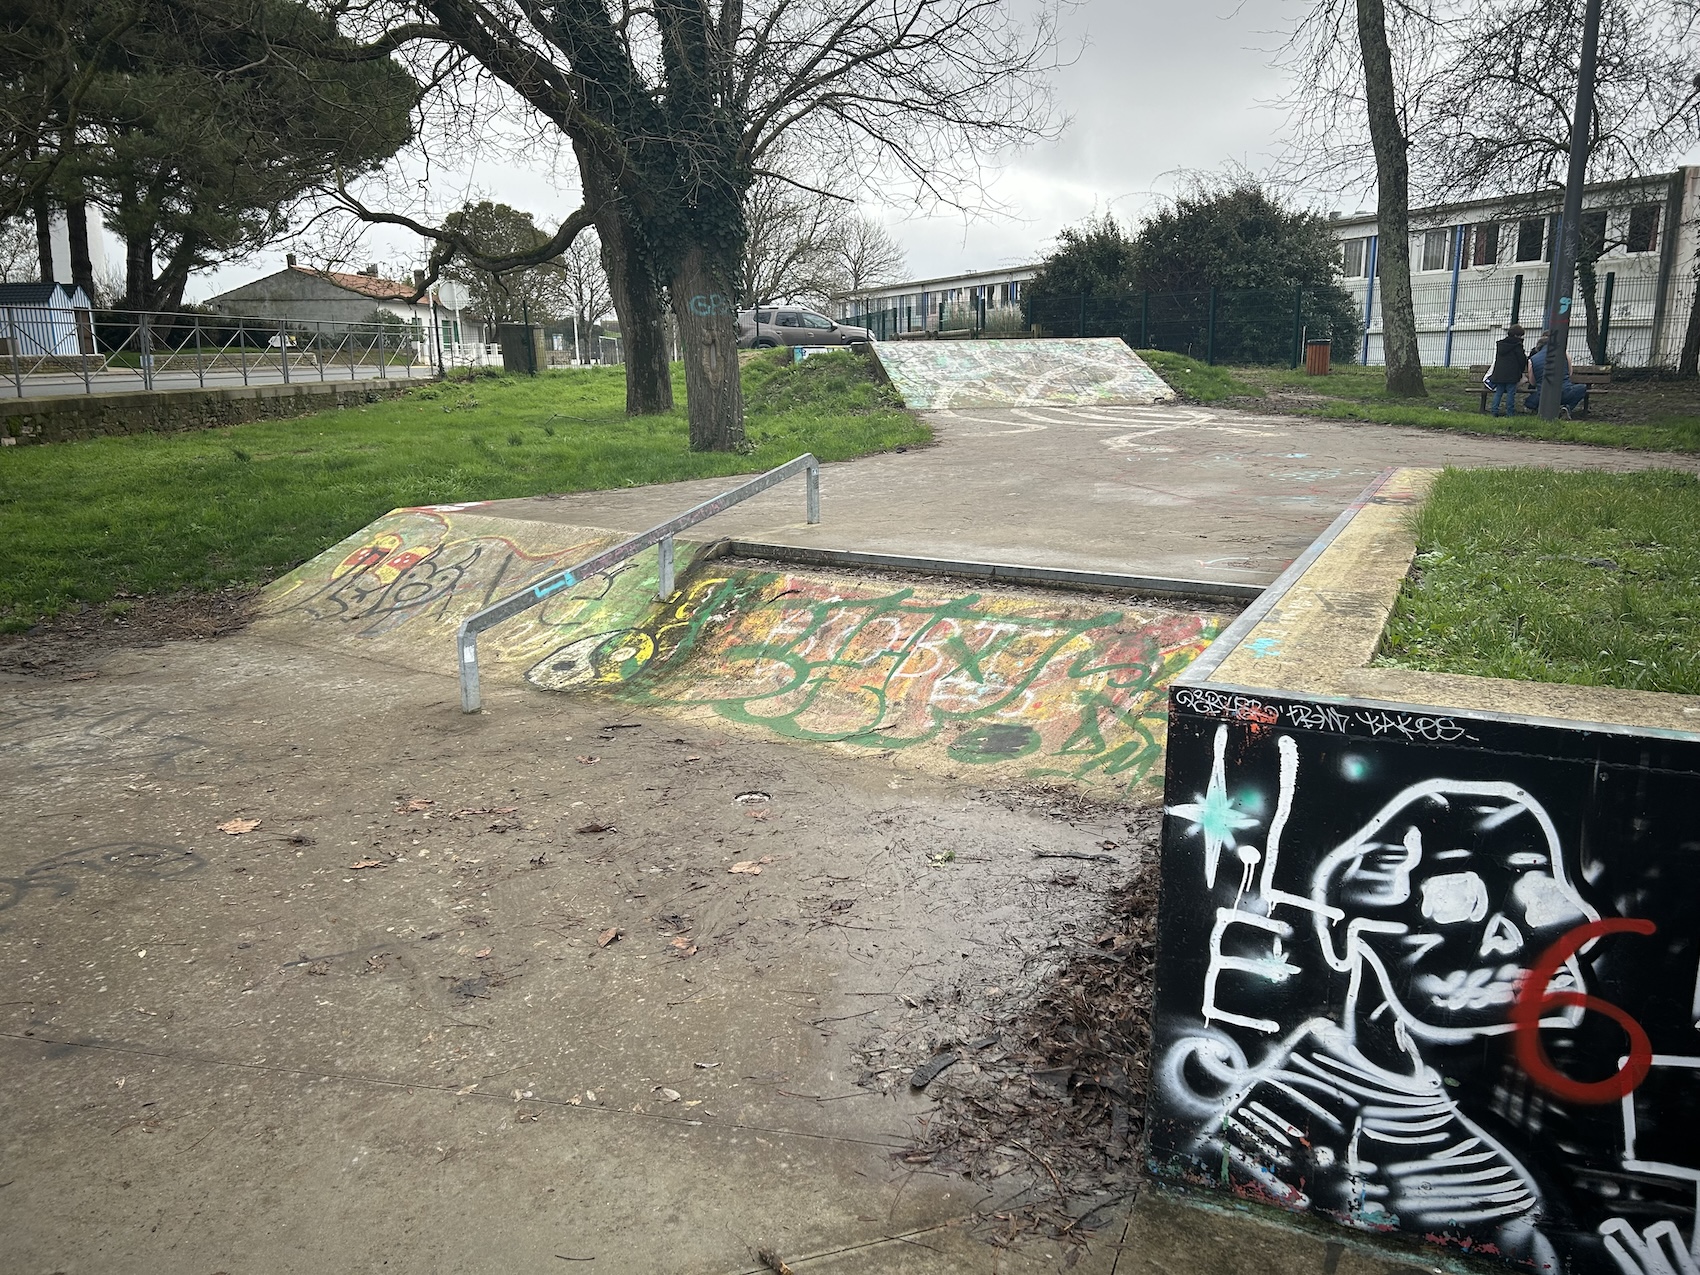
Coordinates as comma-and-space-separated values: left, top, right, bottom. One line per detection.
1420, 228, 1453, 272
1340, 236, 1369, 277
1515, 218, 1545, 262
1628, 204, 1661, 253
1471, 223, 1499, 266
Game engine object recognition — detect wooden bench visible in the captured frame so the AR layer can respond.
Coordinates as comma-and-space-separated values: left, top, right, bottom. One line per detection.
1470, 363, 1612, 415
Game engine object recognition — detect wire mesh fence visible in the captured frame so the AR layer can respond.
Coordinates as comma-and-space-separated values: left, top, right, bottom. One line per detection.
0, 306, 436, 398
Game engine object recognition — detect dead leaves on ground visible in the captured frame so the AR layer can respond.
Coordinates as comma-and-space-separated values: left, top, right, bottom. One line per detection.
217, 817, 260, 836
596, 927, 622, 948
728, 855, 776, 875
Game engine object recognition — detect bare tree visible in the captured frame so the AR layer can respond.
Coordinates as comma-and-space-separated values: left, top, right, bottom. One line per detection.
822, 214, 907, 311
322, 0, 1062, 450
0, 217, 38, 282
1418, 0, 1700, 367
557, 229, 612, 363
1278, 0, 1441, 395
740, 172, 846, 308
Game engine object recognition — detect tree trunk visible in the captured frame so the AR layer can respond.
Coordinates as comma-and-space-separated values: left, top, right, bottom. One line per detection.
1679, 271, 1700, 376
66, 199, 97, 304
125, 229, 153, 311
1356, 0, 1426, 397
33, 191, 54, 283
1578, 257, 1604, 364
576, 142, 672, 414
672, 245, 744, 451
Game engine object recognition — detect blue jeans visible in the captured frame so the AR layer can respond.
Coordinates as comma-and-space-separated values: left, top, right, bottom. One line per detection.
1488, 381, 1517, 415
1524, 382, 1588, 413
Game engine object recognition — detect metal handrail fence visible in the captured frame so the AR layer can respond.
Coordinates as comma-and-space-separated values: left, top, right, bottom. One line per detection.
456, 453, 822, 712
1, 305, 428, 398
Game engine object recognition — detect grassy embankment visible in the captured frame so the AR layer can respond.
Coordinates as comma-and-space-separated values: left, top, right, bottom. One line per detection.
1375, 467, 1700, 695
1137, 349, 1700, 453
0, 348, 926, 631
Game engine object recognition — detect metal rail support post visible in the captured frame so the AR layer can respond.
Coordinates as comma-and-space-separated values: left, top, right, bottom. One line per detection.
317, 322, 326, 382
456, 453, 821, 713
78, 317, 92, 392
239, 319, 250, 385
194, 316, 205, 387
279, 320, 290, 383
657, 536, 675, 600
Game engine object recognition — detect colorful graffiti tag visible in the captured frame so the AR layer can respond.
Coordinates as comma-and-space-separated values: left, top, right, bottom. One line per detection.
258, 507, 693, 673
873, 338, 1175, 410
1148, 691, 1700, 1275
526, 568, 1225, 794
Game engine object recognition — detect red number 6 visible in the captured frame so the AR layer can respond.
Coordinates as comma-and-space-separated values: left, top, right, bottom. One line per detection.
1512, 917, 1656, 1105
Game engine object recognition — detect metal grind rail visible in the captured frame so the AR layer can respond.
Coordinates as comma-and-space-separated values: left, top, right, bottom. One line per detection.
456, 453, 821, 712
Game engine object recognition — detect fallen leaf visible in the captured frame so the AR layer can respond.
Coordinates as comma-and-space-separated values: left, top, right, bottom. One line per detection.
473, 947, 492, 959
729, 861, 763, 875
596, 927, 622, 948
576, 755, 599, 765
348, 858, 385, 870
456, 1082, 478, 1095
669, 937, 698, 957
217, 818, 260, 836
758, 1249, 796, 1275
575, 822, 616, 834
655, 1087, 682, 1102
747, 810, 770, 822
683, 756, 701, 763
396, 798, 434, 813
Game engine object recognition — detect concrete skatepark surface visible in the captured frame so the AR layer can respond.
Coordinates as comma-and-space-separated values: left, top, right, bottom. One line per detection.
7, 343, 1695, 1272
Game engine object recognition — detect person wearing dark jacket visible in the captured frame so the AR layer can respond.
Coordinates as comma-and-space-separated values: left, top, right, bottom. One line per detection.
1485, 325, 1527, 416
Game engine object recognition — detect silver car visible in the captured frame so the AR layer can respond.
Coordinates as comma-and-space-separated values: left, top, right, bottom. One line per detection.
737, 307, 874, 349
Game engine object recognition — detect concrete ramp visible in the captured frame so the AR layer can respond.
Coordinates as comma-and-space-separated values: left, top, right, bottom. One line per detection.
254, 503, 706, 678
527, 561, 1229, 798
873, 337, 1175, 409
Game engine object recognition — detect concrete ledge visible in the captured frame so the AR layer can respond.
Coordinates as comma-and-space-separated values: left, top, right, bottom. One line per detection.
1183, 466, 1700, 734
1, 375, 420, 444
714, 540, 1263, 605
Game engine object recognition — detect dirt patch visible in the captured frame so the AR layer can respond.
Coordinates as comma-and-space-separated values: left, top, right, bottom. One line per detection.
0, 587, 256, 679
856, 793, 1163, 1252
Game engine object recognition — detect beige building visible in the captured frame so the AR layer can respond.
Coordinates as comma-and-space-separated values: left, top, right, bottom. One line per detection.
1328, 168, 1696, 367
208, 263, 491, 353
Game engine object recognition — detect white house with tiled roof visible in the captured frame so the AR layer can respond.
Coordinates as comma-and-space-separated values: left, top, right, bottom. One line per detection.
207, 262, 490, 350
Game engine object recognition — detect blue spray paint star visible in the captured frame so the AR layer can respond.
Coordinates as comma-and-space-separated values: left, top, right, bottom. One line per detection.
1167, 724, 1260, 887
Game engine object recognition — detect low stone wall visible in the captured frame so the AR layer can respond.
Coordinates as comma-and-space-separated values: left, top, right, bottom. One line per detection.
1147, 467, 1700, 1275
0, 377, 419, 445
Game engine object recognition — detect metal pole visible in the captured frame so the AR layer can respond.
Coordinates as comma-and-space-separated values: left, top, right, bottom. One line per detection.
1291, 287, 1304, 368
6, 307, 21, 397
1598, 270, 1616, 362
657, 535, 674, 601
805, 461, 820, 524
279, 319, 290, 383
1511, 274, 1524, 327
1442, 224, 1464, 367
140, 313, 153, 390
194, 315, 205, 387
1206, 287, 1218, 365
317, 321, 326, 382
1540, 0, 1603, 419
1362, 236, 1379, 365
78, 309, 92, 393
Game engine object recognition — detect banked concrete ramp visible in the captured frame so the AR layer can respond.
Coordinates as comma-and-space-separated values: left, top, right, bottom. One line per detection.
256, 503, 1232, 798
872, 337, 1176, 409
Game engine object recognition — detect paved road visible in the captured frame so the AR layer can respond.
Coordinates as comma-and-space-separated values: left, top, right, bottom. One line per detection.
490, 401, 1699, 587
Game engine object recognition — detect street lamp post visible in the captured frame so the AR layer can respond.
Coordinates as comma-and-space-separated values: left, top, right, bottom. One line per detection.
1539, 0, 1604, 419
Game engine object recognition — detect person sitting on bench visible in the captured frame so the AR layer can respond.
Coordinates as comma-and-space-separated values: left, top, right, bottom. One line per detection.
1485, 324, 1527, 416
1523, 334, 1589, 416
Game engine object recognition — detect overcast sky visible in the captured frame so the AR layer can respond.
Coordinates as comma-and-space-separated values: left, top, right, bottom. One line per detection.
185, 0, 1358, 302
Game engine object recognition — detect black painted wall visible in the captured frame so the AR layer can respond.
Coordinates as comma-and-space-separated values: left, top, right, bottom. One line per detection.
1148, 687, 1700, 1275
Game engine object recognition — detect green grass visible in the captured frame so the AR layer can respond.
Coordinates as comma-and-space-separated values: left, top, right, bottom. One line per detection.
0, 348, 927, 630
1133, 350, 1264, 402
1129, 353, 1700, 452
1376, 467, 1700, 694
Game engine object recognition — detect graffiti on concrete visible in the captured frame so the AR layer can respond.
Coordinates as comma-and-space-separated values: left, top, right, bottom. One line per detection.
1149, 697, 1700, 1275
873, 338, 1176, 410
528, 569, 1223, 793
1, 842, 205, 918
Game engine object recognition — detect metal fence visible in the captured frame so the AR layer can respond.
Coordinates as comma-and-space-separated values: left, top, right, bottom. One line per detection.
849, 268, 1697, 370
0, 306, 436, 399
